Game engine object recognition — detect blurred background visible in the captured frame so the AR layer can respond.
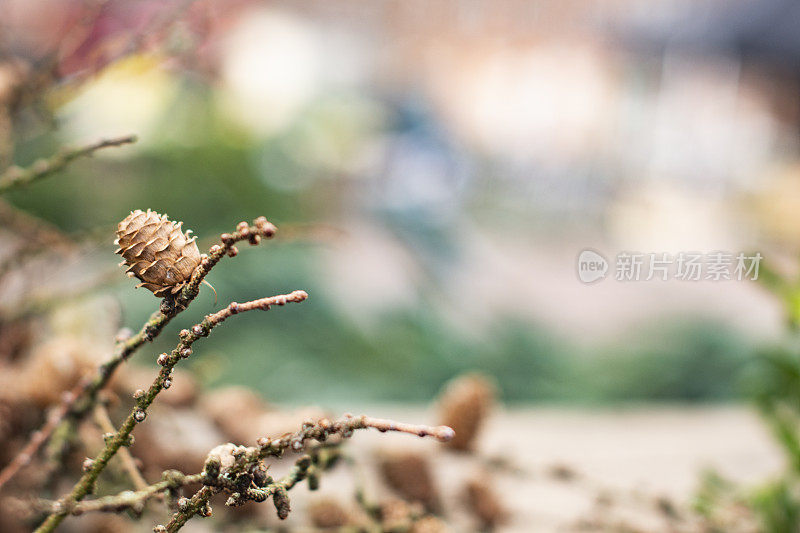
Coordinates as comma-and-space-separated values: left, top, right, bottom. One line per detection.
3, 0, 800, 530
5, 0, 798, 405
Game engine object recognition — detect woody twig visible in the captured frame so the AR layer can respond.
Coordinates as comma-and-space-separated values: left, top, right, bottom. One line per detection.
0, 135, 137, 194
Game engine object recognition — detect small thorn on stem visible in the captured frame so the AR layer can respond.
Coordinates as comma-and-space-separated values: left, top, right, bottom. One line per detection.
202, 279, 218, 305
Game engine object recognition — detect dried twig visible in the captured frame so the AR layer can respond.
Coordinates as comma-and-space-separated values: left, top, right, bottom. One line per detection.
34, 290, 309, 532
93, 404, 148, 492
0, 135, 137, 193
164, 486, 213, 532
32, 471, 204, 516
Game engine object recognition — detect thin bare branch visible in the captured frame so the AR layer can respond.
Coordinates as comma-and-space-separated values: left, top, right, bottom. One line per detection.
0, 135, 137, 193
93, 404, 148, 492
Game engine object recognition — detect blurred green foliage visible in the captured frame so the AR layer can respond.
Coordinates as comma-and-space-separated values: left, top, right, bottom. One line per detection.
696, 263, 800, 532
585, 319, 752, 402
750, 478, 800, 533
5, 82, 762, 406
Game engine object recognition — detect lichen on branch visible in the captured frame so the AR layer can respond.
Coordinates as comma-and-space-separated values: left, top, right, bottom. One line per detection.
162, 414, 453, 532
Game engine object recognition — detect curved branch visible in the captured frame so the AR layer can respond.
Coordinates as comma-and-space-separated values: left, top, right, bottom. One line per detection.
0, 135, 137, 193
35, 471, 203, 516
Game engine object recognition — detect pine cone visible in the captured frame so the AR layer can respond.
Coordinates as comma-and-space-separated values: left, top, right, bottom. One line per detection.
115, 209, 201, 297
437, 373, 496, 452
463, 477, 508, 529
379, 452, 441, 512
309, 499, 350, 528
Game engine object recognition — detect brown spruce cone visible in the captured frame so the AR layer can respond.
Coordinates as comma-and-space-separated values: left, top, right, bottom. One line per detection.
115, 209, 201, 297
437, 373, 496, 452
463, 477, 508, 530
308, 499, 350, 528
379, 452, 441, 513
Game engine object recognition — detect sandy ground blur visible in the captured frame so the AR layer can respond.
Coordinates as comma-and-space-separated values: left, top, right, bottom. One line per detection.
483, 406, 781, 531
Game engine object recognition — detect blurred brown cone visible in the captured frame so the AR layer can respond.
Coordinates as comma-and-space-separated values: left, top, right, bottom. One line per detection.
437, 373, 496, 452
463, 477, 508, 530
309, 499, 350, 528
379, 452, 441, 513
